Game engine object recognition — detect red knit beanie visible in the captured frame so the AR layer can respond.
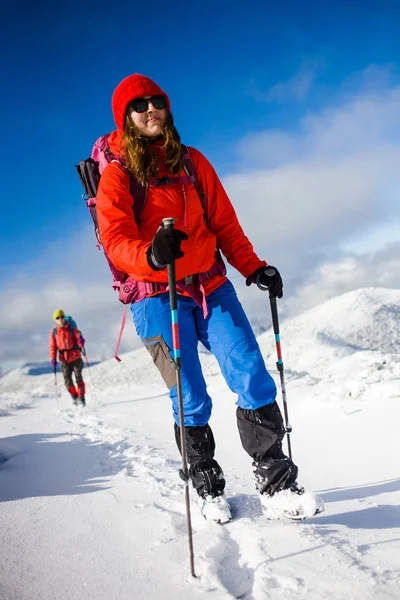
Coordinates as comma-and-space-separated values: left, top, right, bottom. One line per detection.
112, 74, 171, 131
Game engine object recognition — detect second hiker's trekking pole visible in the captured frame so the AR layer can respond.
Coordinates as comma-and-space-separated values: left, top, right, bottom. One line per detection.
81, 346, 91, 371
54, 364, 60, 410
162, 217, 196, 578
256, 268, 293, 460
81, 346, 97, 404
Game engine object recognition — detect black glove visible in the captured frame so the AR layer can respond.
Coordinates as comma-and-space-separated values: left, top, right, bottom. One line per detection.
246, 265, 283, 298
147, 227, 188, 270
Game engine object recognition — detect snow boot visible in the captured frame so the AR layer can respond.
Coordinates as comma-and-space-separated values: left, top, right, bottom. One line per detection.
68, 385, 79, 405
260, 482, 324, 521
77, 382, 86, 406
199, 494, 232, 524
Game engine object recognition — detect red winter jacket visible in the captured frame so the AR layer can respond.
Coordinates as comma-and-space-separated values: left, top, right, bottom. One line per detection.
49, 324, 82, 363
96, 130, 266, 298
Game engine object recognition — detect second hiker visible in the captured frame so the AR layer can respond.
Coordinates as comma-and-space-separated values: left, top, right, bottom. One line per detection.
49, 309, 86, 406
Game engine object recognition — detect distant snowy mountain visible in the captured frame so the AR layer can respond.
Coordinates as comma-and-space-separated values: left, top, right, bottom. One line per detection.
257, 287, 400, 378
248, 315, 268, 338
1, 287, 399, 401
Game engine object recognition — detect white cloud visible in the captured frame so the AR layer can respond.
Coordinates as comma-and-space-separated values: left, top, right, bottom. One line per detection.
237, 85, 400, 168
0, 227, 141, 369
225, 147, 400, 258
224, 70, 400, 317
249, 59, 323, 103
284, 246, 400, 316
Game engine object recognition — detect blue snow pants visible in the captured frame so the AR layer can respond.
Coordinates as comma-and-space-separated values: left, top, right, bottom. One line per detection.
131, 280, 277, 427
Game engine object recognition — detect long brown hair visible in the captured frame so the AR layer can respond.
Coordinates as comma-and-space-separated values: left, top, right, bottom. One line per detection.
122, 110, 185, 184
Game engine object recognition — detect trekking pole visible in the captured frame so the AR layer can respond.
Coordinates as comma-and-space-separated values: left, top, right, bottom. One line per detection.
81, 346, 97, 404
162, 217, 196, 578
256, 269, 293, 460
54, 365, 60, 410
81, 346, 91, 368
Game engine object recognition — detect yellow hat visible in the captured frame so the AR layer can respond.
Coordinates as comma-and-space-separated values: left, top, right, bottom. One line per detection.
53, 309, 65, 320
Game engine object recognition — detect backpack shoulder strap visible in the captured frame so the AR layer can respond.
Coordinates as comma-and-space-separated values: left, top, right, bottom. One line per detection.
128, 175, 148, 224
182, 145, 208, 224
66, 317, 80, 346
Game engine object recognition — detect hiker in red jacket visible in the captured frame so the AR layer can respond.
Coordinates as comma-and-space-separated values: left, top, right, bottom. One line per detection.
49, 309, 86, 406
95, 74, 323, 522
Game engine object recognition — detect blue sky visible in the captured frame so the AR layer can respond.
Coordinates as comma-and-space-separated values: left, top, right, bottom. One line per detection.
1, 0, 400, 367
2, 0, 399, 273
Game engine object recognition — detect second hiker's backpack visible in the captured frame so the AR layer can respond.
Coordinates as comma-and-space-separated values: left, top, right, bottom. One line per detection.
53, 315, 78, 337
75, 134, 212, 305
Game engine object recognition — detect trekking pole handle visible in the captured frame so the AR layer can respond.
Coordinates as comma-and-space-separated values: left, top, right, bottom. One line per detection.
162, 217, 177, 229
256, 268, 276, 293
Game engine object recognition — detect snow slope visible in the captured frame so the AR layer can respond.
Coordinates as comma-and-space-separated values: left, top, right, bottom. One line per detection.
1, 287, 400, 600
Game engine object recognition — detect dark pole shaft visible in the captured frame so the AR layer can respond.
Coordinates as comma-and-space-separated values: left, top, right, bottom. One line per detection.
163, 218, 196, 578
81, 346, 90, 367
54, 365, 59, 408
269, 296, 292, 460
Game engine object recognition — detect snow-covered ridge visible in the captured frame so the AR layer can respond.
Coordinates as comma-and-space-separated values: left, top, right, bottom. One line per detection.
257, 287, 400, 377
1, 287, 399, 401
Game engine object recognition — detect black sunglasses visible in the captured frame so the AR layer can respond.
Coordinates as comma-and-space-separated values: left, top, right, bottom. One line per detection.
129, 95, 167, 114
55, 316, 65, 320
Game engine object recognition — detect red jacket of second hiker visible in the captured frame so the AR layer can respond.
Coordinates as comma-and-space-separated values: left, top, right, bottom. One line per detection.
49, 325, 82, 363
